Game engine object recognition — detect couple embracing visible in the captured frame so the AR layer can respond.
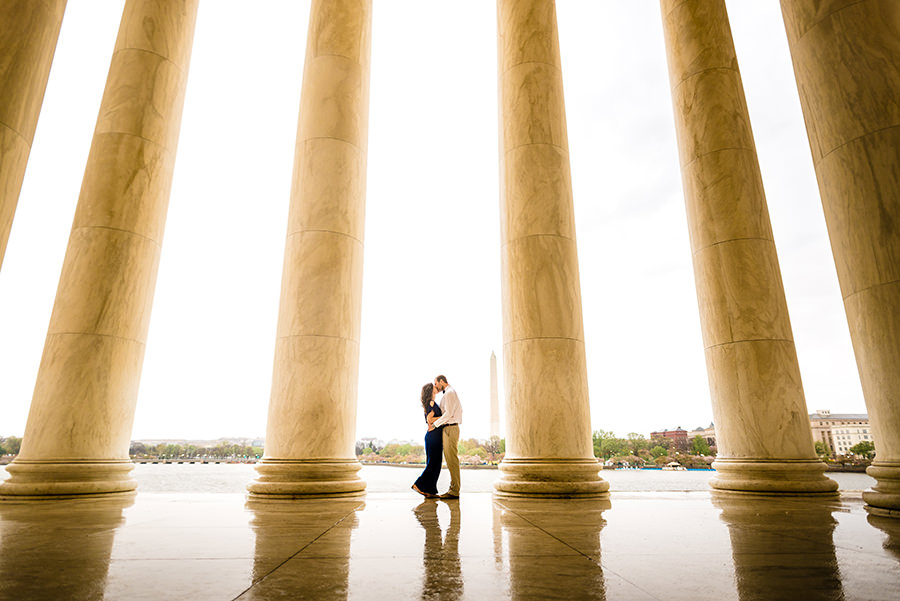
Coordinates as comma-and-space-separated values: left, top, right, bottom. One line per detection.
411, 375, 462, 499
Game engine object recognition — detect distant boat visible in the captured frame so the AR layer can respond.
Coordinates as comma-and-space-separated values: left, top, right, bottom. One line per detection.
662, 462, 686, 471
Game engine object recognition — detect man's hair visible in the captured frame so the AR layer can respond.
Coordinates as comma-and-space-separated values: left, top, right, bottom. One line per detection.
435, 375, 448, 384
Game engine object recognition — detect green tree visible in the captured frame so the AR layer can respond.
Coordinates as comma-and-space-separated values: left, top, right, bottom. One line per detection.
3, 436, 22, 455
650, 445, 668, 459
849, 440, 875, 459
814, 441, 829, 457
690, 436, 710, 456
379, 443, 400, 457
592, 430, 627, 460
626, 433, 649, 454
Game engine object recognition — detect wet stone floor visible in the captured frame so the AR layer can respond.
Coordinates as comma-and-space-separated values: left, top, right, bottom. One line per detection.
1, 491, 899, 600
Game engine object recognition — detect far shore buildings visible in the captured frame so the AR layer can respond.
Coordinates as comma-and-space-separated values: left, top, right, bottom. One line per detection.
809, 410, 872, 457
657, 411, 874, 459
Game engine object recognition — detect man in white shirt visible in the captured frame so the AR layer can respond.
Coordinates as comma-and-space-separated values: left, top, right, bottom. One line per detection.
431, 374, 462, 498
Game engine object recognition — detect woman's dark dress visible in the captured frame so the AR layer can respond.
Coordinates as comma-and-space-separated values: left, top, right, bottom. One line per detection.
413, 401, 444, 495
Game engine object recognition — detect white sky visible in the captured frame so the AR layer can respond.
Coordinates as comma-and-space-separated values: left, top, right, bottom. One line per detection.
0, 1, 865, 445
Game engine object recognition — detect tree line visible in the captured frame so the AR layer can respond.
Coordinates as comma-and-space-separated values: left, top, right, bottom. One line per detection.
129, 441, 263, 460
592, 430, 715, 469
0, 436, 22, 456
356, 436, 505, 464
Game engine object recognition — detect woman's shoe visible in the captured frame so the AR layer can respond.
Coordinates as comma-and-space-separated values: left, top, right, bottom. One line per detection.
411, 484, 427, 497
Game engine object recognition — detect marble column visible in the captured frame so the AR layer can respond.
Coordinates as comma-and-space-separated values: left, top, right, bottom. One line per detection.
780, 0, 900, 514
248, 0, 371, 499
661, 0, 836, 493
494, 0, 607, 498
490, 351, 499, 439
0, 0, 67, 270
0, 0, 197, 499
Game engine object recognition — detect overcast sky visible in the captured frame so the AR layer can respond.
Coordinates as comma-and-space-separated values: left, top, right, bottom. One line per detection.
0, 1, 865, 445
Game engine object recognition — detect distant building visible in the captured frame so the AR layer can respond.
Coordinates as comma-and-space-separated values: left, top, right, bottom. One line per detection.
690, 423, 716, 449
650, 427, 689, 451
809, 410, 872, 456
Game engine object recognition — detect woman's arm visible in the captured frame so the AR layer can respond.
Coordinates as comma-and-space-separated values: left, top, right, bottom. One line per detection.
426, 410, 436, 426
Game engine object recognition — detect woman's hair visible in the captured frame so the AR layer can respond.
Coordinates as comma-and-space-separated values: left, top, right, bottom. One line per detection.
420, 382, 434, 412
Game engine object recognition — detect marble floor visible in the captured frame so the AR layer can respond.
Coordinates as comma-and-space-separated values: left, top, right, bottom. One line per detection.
1, 490, 898, 600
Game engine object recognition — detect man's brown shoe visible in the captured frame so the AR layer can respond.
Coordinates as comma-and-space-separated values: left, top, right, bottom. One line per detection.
439, 492, 459, 499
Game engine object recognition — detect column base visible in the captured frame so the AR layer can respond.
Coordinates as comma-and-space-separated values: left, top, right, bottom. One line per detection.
710, 458, 838, 494
863, 462, 900, 514
494, 458, 609, 498
247, 458, 366, 499
0, 459, 137, 500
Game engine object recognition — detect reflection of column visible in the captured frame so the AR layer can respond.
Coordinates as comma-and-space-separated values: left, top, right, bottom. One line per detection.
780, 1, 900, 514
0, 496, 131, 598
867, 515, 900, 565
0, 0, 66, 268
247, 499, 362, 598
498, 498, 608, 599
495, 0, 607, 498
712, 493, 844, 600
0, 0, 198, 498
661, 0, 835, 494
414, 501, 463, 601
248, 0, 371, 500
490, 351, 499, 439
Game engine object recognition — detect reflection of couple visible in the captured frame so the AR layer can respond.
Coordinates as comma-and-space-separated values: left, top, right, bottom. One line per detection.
411, 375, 463, 499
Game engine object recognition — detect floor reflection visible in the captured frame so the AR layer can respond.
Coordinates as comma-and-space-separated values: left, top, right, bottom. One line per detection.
243, 498, 364, 600
495, 498, 610, 600
0, 495, 133, 600
712, 493, 845, 601
414, 499, 462, 601
867, 514, 900, 565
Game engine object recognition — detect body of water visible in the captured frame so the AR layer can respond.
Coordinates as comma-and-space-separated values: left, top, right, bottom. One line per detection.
3, 463, 874, 494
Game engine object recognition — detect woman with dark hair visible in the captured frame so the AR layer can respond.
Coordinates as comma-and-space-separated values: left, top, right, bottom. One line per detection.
412, 382, 443, 497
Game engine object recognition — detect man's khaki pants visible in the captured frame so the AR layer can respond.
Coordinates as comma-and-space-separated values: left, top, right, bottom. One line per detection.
442, 424, 460, 495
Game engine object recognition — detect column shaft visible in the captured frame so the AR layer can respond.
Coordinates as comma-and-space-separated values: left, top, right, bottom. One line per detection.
0, 0, 198, 499
662, 0, 836, 493
494, 0, 607, 498
781, 0, 900, 513
248, 0, 371, 499
0, 0, 66, 269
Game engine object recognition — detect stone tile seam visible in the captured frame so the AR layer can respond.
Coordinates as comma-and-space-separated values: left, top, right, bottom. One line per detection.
310, 52, 368, 66
495, 501, 668, 599
301, 135, 363, 154
112, 45, 190, 78
817, 122, 900, 164
504, 336, 584, 345
71, 224, 162, 248
46, 331, 147, 346
501, 232, 577, 247
495, 501, 598, 563
790, 0, 869, 42
286, 228, 362, 246
504, 140, 569, 156
704, 337, 795, 351
692, 236, 776, 255
842, 276, 900, 303
0, 118, 30, 146
275, 334, 360, 345
671, 65, 741, 93
229, 503, 363, 601
595, 562, 667, 601
94, 129, 174, 153
680, 144, 757, 170
500, 60, 562, 77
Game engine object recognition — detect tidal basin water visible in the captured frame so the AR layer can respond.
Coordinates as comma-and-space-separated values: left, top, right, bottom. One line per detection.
3, 462, 872, 494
